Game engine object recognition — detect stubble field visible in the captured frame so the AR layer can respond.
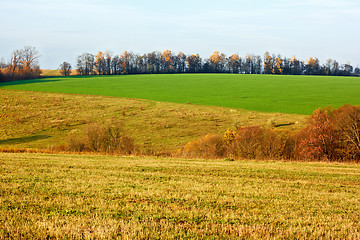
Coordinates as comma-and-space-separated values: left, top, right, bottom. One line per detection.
1, 152, 359, 239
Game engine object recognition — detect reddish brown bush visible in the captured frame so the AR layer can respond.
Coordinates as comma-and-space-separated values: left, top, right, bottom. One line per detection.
295, 107, 337, 160
0, 67, 41, 82
179, 105, 360, 162
296, 105, 360, 162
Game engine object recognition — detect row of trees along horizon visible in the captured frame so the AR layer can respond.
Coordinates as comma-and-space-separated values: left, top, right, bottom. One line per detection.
70, 50, 360, 77
1, 46, 359, 82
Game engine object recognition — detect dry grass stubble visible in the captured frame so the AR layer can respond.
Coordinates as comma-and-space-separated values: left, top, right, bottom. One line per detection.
0, 153, 359, 239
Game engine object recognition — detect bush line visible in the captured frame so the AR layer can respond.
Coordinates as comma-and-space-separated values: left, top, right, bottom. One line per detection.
2, 105, 360, 162
177, 105, 360, 162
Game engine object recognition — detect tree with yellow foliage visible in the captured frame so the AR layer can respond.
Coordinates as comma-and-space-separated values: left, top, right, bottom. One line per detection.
263, 52, 273, 74
209, 51, 227, 73
273, 56, 283, 74
305, 57, 320, 75
228, 54, 241, 74
94, 51, 105, 75
161, 50, 174, 73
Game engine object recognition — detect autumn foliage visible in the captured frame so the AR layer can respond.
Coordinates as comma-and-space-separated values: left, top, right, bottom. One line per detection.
179, 105, 360, 162
73, 50, 360, 76
179, 127, 289, 160
0, 46, 41, 82
296, 105, 360, 161
296, 108, 335, 160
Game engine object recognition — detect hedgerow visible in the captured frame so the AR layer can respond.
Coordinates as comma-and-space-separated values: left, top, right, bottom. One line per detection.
179, 105, 360, 162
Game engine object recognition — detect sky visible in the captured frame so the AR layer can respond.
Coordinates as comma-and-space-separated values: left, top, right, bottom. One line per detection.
1, 0, 359, 69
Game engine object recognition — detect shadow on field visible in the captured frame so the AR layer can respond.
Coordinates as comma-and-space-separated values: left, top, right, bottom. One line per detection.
0, 79, 60, 86
0, 135, 51, 145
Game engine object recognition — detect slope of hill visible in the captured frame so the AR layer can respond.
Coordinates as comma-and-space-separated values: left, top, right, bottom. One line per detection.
1, 74, 360, 115
40, 69, 77, 77
0, 89, 306, 151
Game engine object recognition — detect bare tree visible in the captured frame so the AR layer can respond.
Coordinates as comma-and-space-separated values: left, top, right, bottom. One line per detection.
0, 57, 7, 69
77, 53, 94, 75
8, 46, 41, 79
22, 46, 40, 71
94, 51, 106, 75
9, 49, 23, 73
59, 61, 72, 76
111, 55, 121, 75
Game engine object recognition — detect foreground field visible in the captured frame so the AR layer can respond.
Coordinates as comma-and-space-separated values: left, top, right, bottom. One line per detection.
0, 89, 306, 151
1, 74, 360, 114
0, 153, 359, 239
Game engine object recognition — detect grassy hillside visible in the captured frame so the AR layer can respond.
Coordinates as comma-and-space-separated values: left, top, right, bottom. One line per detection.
1, 74, 360, 115
40, 69, 77, 77
40, 69, 61, 77
1, 152, 359, 239
0, 89, 306, 151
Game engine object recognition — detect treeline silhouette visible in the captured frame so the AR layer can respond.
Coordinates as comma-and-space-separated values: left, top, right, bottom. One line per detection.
1, 47, 359, 82
0, 46, 41, 82
69, 50, 360, 77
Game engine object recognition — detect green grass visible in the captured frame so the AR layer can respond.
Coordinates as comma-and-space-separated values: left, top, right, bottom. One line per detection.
0, 89, 307, 151
1, 152, 359, 239
1, 74, 360, 115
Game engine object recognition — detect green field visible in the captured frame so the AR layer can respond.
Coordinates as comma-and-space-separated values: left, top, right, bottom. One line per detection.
1, 74, 360, 115
1, 153, 359, 239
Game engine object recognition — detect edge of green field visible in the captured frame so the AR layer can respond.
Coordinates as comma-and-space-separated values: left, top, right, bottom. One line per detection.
2, 74, 360, 115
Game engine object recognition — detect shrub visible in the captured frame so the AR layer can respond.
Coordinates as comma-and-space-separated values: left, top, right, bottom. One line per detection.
66, 130, 85, 152
295, 107, 337, 160
179, 105, 360, 162
66, 122, 135, 155
296, 105, 360, 162
332, 105, 360, 161
181, 134, 224, 159
229, 126, 287, 160
179, 127, 289, 160
230, 126, 264, 159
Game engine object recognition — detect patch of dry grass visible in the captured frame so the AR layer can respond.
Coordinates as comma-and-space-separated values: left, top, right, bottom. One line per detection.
0, 89, 307, 152
40, 69, 77, 77
0, 153, 359, 239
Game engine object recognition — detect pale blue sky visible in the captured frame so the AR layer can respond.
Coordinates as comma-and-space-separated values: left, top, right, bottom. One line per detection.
1, 0, 359, 69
